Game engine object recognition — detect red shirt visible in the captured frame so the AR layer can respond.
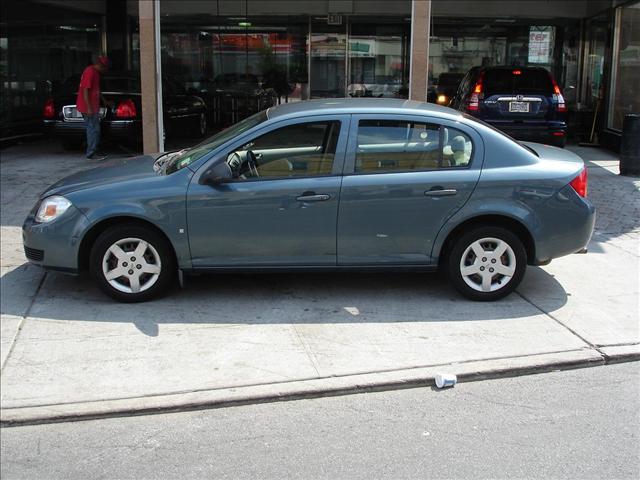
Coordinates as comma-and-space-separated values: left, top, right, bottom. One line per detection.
76, 65, 101, 114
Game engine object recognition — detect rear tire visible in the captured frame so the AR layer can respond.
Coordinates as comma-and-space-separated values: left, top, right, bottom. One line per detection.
89, 224, 176, 302
447, 226, 527, 301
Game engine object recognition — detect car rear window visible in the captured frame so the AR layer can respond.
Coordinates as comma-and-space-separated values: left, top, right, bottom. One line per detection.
103, 77, 141, 93
483, 69, 553, 96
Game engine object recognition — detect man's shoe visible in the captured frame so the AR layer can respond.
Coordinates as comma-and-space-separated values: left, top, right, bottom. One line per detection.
87, 152, 107, 160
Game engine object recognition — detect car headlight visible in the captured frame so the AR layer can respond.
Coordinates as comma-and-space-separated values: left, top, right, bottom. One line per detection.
35, 196, 72, 223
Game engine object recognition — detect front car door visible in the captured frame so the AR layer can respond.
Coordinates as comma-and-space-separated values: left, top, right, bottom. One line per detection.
187, 114, 350, 267
337, 114, 484, 265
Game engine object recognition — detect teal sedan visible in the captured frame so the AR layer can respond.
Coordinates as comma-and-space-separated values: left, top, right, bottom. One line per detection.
23, 99, 595, 302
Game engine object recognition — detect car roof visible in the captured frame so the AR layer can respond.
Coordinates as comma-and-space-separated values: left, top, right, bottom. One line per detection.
266, 98, 462, 121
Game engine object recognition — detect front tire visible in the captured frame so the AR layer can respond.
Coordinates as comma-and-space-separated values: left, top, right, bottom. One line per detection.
89, 224, 176, 302
447, 226, 527, 301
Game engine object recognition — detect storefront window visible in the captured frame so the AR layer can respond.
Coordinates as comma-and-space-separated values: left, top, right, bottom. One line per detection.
0, 0, 102, 137
310, 21, 347, 98
161, 9, 308, 128
583, 13, 609, 111
608, 1, 640, 131
347, 20, 409, 99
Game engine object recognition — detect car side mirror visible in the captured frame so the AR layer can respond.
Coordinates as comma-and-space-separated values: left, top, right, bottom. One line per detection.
199, 162, 233, 186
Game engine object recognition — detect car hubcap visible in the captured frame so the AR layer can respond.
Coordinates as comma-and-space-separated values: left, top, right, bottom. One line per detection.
460, 237, 516, 293
102, 238, 161, 294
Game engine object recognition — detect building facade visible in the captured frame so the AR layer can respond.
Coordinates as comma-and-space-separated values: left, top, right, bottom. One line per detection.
1, 0, 638, 152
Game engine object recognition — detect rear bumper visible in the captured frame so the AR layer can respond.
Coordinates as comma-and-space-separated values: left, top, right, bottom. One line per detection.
484, 121, 567, 144
43, 119, 141, 143
533, 187, 596, 265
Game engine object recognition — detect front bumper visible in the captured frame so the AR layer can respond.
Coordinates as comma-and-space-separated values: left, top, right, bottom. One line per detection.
22, 204, 90, 274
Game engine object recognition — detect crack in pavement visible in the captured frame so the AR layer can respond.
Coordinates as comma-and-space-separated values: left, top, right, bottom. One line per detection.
1, 271, 47, 373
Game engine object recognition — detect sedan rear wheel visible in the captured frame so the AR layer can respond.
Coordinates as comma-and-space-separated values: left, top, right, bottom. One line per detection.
90, 224, 175, 302
447, 227, 526, 301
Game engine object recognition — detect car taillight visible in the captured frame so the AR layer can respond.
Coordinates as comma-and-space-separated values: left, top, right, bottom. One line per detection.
569, 167, 588, 198
551, 77, 567, 112
43, 98, 55, 119
115, 99, 137, 118
467, 72, 484, 112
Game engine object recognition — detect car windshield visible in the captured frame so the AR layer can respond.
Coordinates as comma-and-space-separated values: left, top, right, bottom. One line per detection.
164, 110, 268, 174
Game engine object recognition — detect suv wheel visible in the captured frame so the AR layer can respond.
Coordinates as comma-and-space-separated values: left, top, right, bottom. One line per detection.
90, 224, 176, 302
447, 226, 527, 301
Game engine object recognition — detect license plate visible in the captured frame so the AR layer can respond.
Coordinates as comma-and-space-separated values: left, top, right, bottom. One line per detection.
509, 101, 530, 113
63, 106, 107, 120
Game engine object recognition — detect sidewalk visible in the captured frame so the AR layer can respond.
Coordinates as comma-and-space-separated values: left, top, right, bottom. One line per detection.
1, 140, 638, 425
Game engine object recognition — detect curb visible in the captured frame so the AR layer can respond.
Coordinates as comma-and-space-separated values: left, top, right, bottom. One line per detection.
5, 347, 638, 427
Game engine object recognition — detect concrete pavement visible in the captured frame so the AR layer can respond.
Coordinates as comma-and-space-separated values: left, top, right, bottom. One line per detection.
1, 140, 638, 425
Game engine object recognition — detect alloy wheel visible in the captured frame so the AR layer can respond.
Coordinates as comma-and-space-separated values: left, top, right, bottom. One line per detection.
101, 237, 162, 294
459, 237, 516, 293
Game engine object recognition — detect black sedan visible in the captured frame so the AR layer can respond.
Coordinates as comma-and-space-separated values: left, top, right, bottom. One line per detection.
43, 73, 208, 150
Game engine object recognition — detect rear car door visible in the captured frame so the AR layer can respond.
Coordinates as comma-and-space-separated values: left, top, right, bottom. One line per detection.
337, 115, 483, 265
187, 115, 350, 267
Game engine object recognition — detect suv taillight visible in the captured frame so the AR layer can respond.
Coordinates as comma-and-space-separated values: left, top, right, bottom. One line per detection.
43, 98, 55, 119
467, 72, 484, 112
551, 77, 567, 113
115, 99, 137, 118
569, 167, 588, 198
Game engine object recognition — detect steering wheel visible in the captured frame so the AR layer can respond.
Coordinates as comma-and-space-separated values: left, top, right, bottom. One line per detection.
246, 150, 260, 178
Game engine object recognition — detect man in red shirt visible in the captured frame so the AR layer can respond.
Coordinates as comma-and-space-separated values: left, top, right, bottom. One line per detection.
77, 56, 109, 160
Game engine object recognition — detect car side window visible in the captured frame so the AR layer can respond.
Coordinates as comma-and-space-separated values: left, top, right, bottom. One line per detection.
231, 121, 341, 180
442, 126, 473, 167
355, 120, 472, 173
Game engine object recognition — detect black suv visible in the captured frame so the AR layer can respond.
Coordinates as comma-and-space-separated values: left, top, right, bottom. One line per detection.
450, 66, 568, 147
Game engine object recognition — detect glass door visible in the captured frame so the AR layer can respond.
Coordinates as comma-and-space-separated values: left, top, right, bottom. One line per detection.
310, 20, 347, 98
348, 20, 409, 99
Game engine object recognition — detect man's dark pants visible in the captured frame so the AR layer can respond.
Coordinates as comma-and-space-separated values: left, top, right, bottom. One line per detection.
82, 113, 100, 158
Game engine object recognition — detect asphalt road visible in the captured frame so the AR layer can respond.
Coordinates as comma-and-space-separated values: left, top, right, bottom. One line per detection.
2, 362, 639, 480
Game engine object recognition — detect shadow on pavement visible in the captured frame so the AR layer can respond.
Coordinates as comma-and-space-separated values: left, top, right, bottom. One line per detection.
0, 265, 568, 336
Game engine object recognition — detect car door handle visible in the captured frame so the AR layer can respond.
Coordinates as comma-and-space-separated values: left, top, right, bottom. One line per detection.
424, 188, 458, 197
296, 193, 331, 202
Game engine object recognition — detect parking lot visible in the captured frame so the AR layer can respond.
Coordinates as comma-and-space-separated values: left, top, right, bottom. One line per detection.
1, 139, 638, 424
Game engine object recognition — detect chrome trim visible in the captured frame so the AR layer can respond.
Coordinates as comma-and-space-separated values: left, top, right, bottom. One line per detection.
62, 105, 107, 122
497, 97, 543, 102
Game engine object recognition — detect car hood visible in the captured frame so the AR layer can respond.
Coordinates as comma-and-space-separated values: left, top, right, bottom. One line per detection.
42, 154, 162, 198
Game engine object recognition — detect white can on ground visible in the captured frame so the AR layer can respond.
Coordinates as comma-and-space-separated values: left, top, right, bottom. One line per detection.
435, 373, 457, 389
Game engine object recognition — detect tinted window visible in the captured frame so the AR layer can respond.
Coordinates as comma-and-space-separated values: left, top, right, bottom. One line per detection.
235, 121, 340, 179
355, 120, 472, 173
483, 69, 553, 96
103, 76, 141, 93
